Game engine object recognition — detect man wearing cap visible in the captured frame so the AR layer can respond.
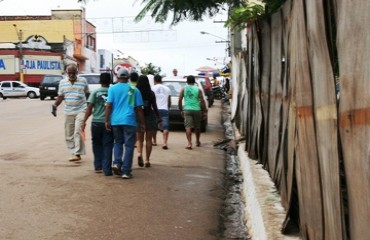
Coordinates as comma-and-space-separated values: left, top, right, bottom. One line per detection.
105, 67, 145, 179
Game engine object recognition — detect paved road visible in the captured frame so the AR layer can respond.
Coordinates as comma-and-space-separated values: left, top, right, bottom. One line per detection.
0, 97, 226, 240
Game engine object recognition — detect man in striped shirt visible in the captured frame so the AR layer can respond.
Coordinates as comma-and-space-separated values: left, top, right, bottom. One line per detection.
52, 63, 90, 161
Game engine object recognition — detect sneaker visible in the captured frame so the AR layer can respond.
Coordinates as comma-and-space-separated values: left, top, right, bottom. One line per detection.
122, 173, 133, 179
69, 155, 81, 161
94, 168, 103, 173
112, 165, 121, 175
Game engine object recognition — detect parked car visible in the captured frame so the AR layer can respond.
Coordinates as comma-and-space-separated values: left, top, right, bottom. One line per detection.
79, 72, 113, 92
0, 80, 40, 99
78, 73, 101, 92
162, 78, 208, 132
192, 75, 214, 107
39, 74, 63, 100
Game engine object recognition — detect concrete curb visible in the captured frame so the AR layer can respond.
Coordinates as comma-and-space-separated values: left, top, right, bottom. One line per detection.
238, 142, 300, 240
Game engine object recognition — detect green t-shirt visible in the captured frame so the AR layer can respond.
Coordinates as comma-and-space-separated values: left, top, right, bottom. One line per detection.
184, 85, 201, 111
87, 87, 109, 122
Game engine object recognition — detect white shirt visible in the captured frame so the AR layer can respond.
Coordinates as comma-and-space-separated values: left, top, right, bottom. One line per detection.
152, 83, 171, 110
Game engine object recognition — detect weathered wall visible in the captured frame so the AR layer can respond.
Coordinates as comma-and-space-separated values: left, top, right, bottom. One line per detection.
232, 0, 370, 239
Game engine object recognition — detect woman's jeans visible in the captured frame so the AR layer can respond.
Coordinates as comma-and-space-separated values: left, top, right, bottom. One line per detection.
112, 125, 136, 175
91, 122, 114, 175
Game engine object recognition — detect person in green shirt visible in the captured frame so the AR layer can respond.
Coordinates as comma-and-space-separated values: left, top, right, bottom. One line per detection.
178, 75, 207, 149
130, 71, 139, 87
82, 73, 114, 176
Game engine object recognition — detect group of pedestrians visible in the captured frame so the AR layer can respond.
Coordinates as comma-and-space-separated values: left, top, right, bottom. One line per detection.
52, 63, 205, 179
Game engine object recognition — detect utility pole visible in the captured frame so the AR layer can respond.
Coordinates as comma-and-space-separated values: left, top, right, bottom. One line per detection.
13, 24, 24, 83
200, 31, 231, 58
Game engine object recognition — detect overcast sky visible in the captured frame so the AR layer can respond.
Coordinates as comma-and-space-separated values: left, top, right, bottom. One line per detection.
0, 0, 229, 76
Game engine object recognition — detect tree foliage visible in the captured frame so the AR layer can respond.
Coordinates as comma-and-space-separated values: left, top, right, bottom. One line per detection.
77, 0, 285, 29
140, 63, 161, 75
133, 0, 285, 29
225, 2, 265, 30
134, 0, 232, 25
225, 0, 286, 30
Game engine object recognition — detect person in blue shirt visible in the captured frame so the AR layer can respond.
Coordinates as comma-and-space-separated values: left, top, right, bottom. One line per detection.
105, 67, 145, 179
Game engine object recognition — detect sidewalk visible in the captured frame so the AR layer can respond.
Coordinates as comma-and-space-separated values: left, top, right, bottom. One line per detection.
0, 100, 231, 240
70, 101, 228, 240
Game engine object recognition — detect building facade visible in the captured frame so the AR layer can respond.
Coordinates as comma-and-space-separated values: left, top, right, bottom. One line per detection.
0, 8, 97, 86
98, 49, 113, 72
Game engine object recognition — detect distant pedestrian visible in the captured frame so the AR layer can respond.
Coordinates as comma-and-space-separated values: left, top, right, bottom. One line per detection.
82, 73, 114, 176
105, 68, 145, 179
178, 75, 207, 149
130, 71, 139, 87
135, 75, 162, 168
130, 71, 139, 149
224, 78, 230, 93
212, 77, 219, 87
151, 74, 171, 149
52, 63, 90, 161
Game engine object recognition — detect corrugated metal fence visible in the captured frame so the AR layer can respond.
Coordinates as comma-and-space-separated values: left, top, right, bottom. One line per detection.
230, 0, 370, 239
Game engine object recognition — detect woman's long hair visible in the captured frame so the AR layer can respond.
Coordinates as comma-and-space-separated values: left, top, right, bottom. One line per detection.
136, 75, 152, 101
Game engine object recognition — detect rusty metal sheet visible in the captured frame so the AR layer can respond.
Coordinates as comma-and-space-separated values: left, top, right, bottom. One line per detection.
245, 25, 253, 154
248, 24, 263, 160
290, 1, 324, 238
266, 11, 284, 180
260, 21, 271, 168
337, 0, 370, 239
276, 1, 292, 210
304, 1, 343, 239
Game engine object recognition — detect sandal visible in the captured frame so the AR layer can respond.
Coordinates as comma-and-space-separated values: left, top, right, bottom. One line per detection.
196, 142, 201, 147
138, 156, 144, 167
162, 145, 168, 150
145, 162, 151, 168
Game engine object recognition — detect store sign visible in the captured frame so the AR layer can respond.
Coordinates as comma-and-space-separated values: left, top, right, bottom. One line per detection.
0, 55, 63, 75
0, 56, 15, 74
0, 59, 5, 69
24, 60, 62, 70
23, 55, 63, 75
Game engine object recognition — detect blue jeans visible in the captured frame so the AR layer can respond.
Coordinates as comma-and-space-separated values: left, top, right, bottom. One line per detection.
112, 125, 136, 175
158, 109, 169, 130
91, 122, 114, 175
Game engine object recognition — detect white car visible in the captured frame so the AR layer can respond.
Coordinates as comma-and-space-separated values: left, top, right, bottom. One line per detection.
0, 80, 40, 99
162, 77, 208, 132
78, 73, 101, 92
